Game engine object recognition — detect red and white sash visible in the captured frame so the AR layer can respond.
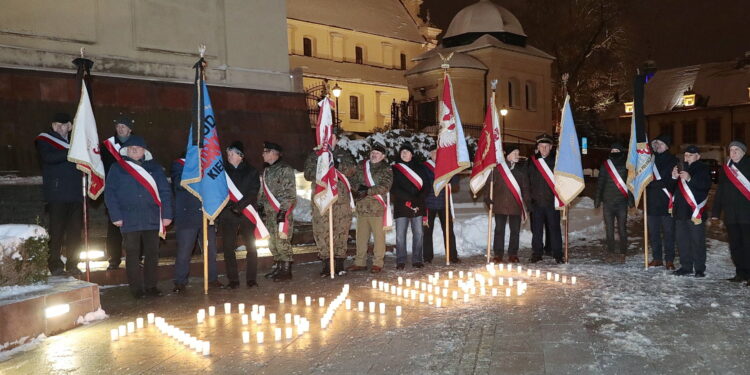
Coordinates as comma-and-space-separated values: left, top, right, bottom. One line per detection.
336, 169, 355, 211
723, 161, 750, 201
103, 137, 124, 164
394, 163, 423, 190
677, 178, 707, 224
531, 156, 564, 208
122, 160, 166, 238
36, 133, 70, 150
363, 161, 394, 230
497, 161, 527, 222
261, 171, 294, 239
604, 160, 629, 198
226, 175, 270, 240
424, 160, 435, 173
652, 164, 674, 212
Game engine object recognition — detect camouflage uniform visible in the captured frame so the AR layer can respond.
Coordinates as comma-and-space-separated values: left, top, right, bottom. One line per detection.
258, 159, 297, 262
350, 160, 393, 268
304, 147, 356, 259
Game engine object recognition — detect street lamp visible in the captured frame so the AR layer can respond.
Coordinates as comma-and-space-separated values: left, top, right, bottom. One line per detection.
332, 83, 342, 128
500, 107, 508, 140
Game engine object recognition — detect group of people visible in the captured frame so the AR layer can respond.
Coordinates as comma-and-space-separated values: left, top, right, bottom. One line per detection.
35, 112, 750, 299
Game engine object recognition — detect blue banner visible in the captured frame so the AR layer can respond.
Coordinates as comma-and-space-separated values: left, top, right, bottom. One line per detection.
553, 95, 585, 205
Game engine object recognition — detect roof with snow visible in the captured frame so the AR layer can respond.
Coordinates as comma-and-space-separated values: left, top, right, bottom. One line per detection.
444, 0, 526, 39
286, 0, 425, 43
644, 60, 750, 114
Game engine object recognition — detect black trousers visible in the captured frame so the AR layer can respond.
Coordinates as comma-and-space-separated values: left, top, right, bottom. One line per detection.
220, 216, 257, 283
726, 223, 750, 279
47, 202, 82, 272
675, 219, 706, 273
530, 205, 562, 258
122, 230, 160, 295
603, 204, 628, 253
106, 209, 123, 266
423, 208, 458, 262
493, 214, 521, 257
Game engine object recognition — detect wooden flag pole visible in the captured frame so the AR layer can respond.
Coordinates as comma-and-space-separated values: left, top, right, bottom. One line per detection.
445, 186, 451, 266
81, 174, 90, 282
563, 206, 569, 263
203, 214, 209, 295
329, 206, 335, 279
486, 174, 494, 263
643, 193, 649, 270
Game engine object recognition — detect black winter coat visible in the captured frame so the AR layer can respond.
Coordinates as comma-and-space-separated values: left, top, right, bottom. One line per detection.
35, 131, 82, 203
171, 159, 202, 228
672, 160, 711, 221
391, 161, 428, 218
527, 152, 557, 208
646, 151, 678, 216
220, 161, 260, 221
595, 153, 632, 208
711, 155, 750, 224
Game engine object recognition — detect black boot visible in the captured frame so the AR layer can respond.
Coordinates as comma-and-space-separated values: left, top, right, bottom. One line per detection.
334, 258, 346, 276
273, 261, 293, 282
320, 259, 330, 278
264, 261, 280, 279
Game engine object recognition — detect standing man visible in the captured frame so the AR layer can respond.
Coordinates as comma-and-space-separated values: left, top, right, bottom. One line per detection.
105, 138, 173, 298
35, 113, 82, 276
487, 145, 529, 263
101, 116, 137, 270
391, 143, 428, 269
304, 130, 356, 278
711, 141, 750, 284
527, 133, 564, 263
671, 145, 711, 277
257, 141, 297, 282
171, 155, 220, 293
220, 141, 260, 288
347, 143, 393, 273
595, 142, 633, 254
646, 135, 679, 269
423, 145, 458, 264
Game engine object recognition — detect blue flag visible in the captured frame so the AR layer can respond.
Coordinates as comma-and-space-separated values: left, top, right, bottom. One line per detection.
626, 73, 654, 206
181, 60, 229, 222
553, 95, 585, 206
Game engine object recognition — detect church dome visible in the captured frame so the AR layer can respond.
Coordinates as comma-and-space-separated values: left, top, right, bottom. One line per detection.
443, 0, 526, 48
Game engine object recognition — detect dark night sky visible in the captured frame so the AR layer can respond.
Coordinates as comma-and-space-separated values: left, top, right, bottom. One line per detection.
422, 0, 750, 69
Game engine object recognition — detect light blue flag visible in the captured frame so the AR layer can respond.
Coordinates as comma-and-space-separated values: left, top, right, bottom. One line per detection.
626, 73, 654, 206
553, 95, 585, 206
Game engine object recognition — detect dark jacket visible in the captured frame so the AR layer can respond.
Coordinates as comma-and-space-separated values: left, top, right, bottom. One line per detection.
391, 160, 428, 218
711, 155, 750, 224
171, 159, 202, 228
221, 160, 260, 220
35, 130, 82, 203
595, 153, 633, 208
487, 161, 530, 216
646, 151, 678, 216
527, 152, 557, 208
672, 160, 711, 221
105, 156, 174, 233
101, 135, 144, 175
423, 161, 458, 210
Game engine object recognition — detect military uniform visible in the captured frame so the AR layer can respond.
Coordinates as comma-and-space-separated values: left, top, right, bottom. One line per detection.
349, 159, 393, 269
258, 158, 297, 262
304, 147, 355, 275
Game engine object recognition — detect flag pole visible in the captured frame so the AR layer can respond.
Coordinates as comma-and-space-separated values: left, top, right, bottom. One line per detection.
445, 185, 451, 266
561, 73, 570, 264
81, 174, 90, 282
643, 193, 649, 269
203, 214, 208, 294
329, 206, 335, 279
486, 173, 493, 263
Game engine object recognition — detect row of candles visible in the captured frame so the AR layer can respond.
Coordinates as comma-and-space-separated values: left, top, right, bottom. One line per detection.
485, 264, 578, 285
110, 313, 212, 356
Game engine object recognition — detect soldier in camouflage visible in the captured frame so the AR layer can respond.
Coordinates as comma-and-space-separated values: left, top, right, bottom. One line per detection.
347, 143, 393, 273
304, 131, 356, 278
257, 141, 297, 282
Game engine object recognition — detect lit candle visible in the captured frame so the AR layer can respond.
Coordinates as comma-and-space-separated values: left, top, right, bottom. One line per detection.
452, 291, 458, 300
242, 314, 249, 325
208, 306, 216, 316
285, 327, 293, 339
291, 294, 298, 305
411, 290, 417, 299
406, 279, 412, 287
488, 278, 494, 286
222, 303, 230, 314
345, 299, 352, 310
147, 313, 155, 324
238, 303, 245, 314
499, 277, 504, 285
136, 318, 144, 329
535, 269, 540, 277
319, 297, 326, 307
305, 296, 312, 306
562, 275, 567, 283
321, 317, 329, 329
379, 302, 386, 315
202, 341, 210, 356
269, 313, 277, 324
434, 286, 440, 295
509, 278, 514, 287
428, 295, 434, 304
259, 305, 266, 316
279, 293, 285, 303
572, 276, 577, 285
358, 301, 365, 311
369, 302, 376, 313
398, 276, 403, 285
463, 293, 469, 303
527, 269, 532, 276
414, 281, 420, 289
492, 288, 498, 296
554, 273, 560, 282
459, 271, 464, 279
285, 313, 292, 324
448, 271, 453, 279
505, 288, 511, 297
242, 331, 250, 344
127, 322, 135, 333
419, 293, 425, 303
498, 264, 504, 271
293, 315, 300, 325
110, 328, 119, 341
372, 280, 377, 289
390, 286, 396, 295
442, 289, 448, 298
118, 325, 127, 337
546, 272, 551, 280
275, 328, 282, 341
480, 287, 486, 296
396, 305, 402, 316
378, 281, 384, 290
257, 332, 264, 344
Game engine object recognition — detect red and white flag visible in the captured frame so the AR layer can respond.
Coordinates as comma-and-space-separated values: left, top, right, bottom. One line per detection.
434, 73, 470, 195
67, 81, 105, 199
469, 91, 500, 195
313, 97, 339, 213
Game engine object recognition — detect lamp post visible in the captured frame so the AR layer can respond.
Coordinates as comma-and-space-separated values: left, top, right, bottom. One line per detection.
500, 107, 508, 140
332, 83, 342, 128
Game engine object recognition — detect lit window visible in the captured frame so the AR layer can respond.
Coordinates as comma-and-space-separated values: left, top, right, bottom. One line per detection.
624, 102, 634, 114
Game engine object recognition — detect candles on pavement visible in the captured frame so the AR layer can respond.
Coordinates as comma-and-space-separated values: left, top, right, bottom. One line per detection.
285, 313, 292, 324
396, 305, 402, 316
398, 276, 403, 285
208, 306, 216, 316
118, 325, 127, 337
242, 331, 250, 344
379, 302, 386, 315
319, 297, 326, 307
345, 299, 352, 310
110, 329, 119, 341
257, 332, 264, 344
241, 314, 249, 325
369, 301, 376, 313
285, 327, 293, 339
279, 293, 285, 303
305, 296, 312, 306
291, 294, 298, 305
505, 288, 511, 297
202, 341, 210, 356
275, 328, 282, 341
147, 313, 155, 324
372, 280, 378, 289
136, 318, 144, 329
238, 303, 245, 314
554, 273, 560, 282
572, 276, 577, 285
546, 272, 552, 280
269, 313, 277, 324
127, 322, 135, 333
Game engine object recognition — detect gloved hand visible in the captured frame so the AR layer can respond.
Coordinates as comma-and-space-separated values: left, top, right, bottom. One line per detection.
277, 210, 287, 223
484, 196, 494, 206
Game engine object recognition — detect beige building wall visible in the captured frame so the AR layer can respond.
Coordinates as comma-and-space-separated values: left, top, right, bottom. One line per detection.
0, 0, 294, 92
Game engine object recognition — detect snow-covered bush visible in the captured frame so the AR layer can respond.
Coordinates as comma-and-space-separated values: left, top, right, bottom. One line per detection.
339, 129, 478, 165
0, 225, 49, 286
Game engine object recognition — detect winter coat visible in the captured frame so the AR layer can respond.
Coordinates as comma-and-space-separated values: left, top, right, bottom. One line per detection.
257, 158, 296, 213
105, 155, 174, 233
672, 160, 711, 221
221, 160, 260, 222
711, 155, 750, 224
350, 160, 393, 217
171, 159, 202, 228
391, 160, 428, 218
101, 135, 145, 175
423, 162, 458, 210
487, 161, 530, 216
595, 153, 633, 208
646, 151, 678, 216
35, 130, 83, 203
527, 152, 557, 209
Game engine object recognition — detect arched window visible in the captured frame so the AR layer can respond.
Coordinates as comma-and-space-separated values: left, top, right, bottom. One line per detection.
303, 37, 313, 57
355, 46, 364, 64
349, 95, 361, 120
525, 81, 537, 111
507, 78, 520, 108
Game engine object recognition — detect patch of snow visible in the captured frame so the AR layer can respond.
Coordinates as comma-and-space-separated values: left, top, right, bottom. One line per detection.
0, 224, 48, 264
0, 284, 52, 299
0, 334, 46, 359
75, 308, 108, 325
731, 311, 742, 318
710, 302, 719, 308
0, 175, 42, 185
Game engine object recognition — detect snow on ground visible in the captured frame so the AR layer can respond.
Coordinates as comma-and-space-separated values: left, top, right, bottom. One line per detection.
0, 284, 52, 299
0, 334, 46, 361
0, 224, 47, 264
76, 308, 108, 325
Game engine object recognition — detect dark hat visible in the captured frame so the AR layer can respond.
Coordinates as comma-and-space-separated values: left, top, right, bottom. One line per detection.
227, 141, 244, 156
610, 142, 625, 152
654, 134, 672, 148
535, 133, 553, 144
114, 116, 135, 129
263, 141, 283, 152
427, 142, 438, 152
399, 142, 414, 154
118, 135, 153, 160
729, 140, 747, 153
685, 144, 700, 154
52, 112, 71, 124
370, 142, 387, 154
505, 144, 520, 155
